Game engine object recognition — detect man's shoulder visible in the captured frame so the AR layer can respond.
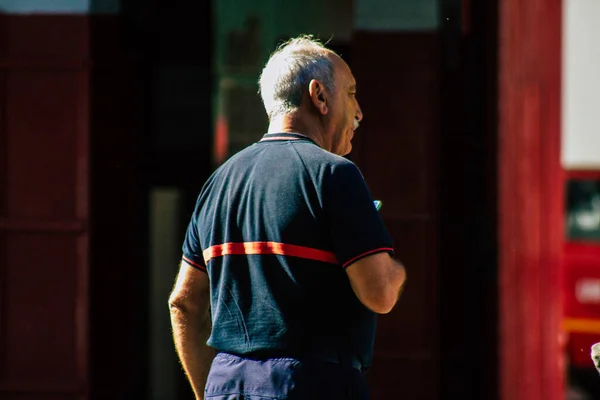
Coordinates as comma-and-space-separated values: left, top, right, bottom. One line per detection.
291, 142, 357, 170
197, 145, 259, 189
218, 143, 260, 166
288, 146, 366, 191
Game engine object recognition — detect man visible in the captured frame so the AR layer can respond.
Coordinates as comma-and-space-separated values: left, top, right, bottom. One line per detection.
168, 35, 407, 400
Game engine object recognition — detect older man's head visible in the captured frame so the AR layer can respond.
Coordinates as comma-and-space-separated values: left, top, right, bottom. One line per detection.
259, 36, 363, 156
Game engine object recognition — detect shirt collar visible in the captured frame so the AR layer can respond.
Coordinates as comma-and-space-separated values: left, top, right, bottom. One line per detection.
259, 132, 318, 145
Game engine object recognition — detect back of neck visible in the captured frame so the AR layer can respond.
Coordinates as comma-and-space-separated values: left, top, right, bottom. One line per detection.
267, 114, 326, 149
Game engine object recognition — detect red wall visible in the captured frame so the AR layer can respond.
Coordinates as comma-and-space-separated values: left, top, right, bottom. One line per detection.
0, 14, 91, 400
0, 13, 140, 400
497, 0, 565, 398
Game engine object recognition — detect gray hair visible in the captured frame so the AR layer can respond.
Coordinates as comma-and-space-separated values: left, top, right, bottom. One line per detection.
258, 36, 337, 120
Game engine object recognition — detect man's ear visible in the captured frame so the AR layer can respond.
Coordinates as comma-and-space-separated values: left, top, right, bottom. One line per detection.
308, 79, 328, 115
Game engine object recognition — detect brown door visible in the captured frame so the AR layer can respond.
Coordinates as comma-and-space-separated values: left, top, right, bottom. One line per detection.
0, 15, 90, 400
351, 1, 500, 399
351, 31, 441, 400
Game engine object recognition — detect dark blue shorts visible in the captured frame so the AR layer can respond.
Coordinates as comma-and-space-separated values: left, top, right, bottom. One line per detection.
205, 352, 370, 400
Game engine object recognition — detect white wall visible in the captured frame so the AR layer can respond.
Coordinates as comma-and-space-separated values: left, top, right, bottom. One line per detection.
562, 0, 600, 170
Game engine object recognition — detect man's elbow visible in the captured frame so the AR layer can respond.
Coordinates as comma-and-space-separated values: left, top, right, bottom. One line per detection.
369, 291, 399, 314
371, 268, 407, 314
168, 297, 185, 314
168, 293, 198, 314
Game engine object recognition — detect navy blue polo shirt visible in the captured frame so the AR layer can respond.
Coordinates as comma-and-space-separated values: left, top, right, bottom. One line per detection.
182, 132, 394, 368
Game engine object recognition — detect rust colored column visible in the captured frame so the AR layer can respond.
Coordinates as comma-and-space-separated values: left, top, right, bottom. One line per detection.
498, 0, 565, 399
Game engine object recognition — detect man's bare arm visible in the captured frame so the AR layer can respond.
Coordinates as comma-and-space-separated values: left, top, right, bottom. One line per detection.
168, 261, 215, 400
345, 252, 406, 314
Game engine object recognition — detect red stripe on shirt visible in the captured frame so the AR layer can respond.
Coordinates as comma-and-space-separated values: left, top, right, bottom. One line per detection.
182, 255, 207, 272
202, 241, 338, 265
342, 248, 394, 269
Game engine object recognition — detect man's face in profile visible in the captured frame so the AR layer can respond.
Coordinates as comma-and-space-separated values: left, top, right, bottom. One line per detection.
326, 55, 363, 157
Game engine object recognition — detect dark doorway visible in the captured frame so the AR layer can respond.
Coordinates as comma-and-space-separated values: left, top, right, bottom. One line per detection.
90, 1, 213, 399
438, 0, 499, 399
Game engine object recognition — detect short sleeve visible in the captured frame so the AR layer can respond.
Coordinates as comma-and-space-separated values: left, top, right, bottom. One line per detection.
182, 215, 207, 273
325, 161, 394, 268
